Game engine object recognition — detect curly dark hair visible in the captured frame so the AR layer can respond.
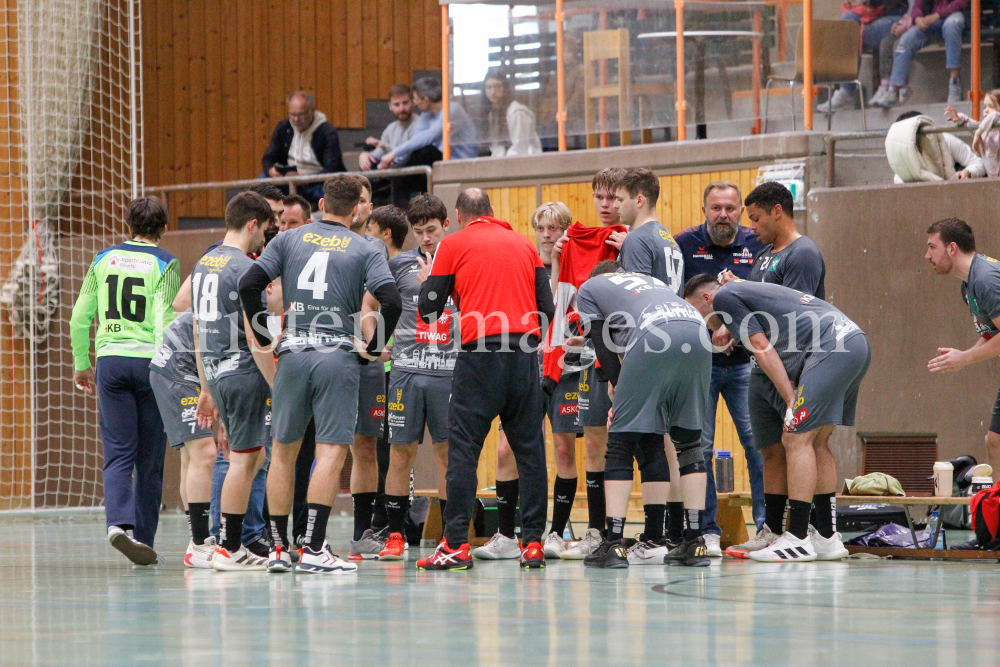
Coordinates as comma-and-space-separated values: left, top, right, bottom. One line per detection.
126, 197, 169, 241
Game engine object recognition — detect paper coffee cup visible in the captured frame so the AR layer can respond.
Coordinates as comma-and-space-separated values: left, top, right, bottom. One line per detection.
933, 461, 954, 497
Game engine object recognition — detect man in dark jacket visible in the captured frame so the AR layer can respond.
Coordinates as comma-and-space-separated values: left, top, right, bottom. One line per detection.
261, 91, 346, 206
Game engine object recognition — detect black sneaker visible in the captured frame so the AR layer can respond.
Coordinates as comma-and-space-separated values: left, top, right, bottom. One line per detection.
583, 539, 629, 568
952, 537, 983, 551
664, 536, 710, 567
245, 535, 271, 559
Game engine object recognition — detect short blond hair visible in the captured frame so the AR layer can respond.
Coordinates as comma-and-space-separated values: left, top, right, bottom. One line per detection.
531, 201, 572, 231
703, 181, 742, 206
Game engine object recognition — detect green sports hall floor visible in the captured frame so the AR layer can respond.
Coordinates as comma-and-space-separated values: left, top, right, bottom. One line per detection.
0, 512, 996, 667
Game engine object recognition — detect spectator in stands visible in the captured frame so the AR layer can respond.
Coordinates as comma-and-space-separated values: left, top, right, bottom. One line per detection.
377, 77, 477, 169
819, 0, 909, 111
279, 194, 312, 231
946, 89, 1000, 177
871, 8, 916, 105
360, 84, 418, 171
871, 0, 969, 108
887, 110, 984, 181
261, 91, 346, 205
477, 69, 542, 157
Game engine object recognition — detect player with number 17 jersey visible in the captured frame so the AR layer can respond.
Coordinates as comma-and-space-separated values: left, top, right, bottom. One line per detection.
618, 221, 685, 295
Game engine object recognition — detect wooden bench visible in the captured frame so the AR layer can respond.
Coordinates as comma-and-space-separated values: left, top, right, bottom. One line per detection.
414, 489, 754, 548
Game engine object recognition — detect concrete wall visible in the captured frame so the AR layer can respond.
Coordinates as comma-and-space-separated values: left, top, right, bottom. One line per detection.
807, 178, 1000, 472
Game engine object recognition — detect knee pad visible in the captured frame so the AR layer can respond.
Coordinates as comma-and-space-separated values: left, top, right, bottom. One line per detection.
605, 432, 641, 481
671, 427, 706, 475
636, 432, 669, 483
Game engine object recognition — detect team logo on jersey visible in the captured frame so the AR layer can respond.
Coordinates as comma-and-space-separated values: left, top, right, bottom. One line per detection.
559, 404, 578, 416
767, 257, 782, 272
108, 255, 154, 272
564, 391, 578, 401
787, 408, 809, 429
733, 247, 753, 264
302, 233, 352, 252
799, 294, 816, 304
197, 254, 231, 270
416, 309, 452, 344
387, 389, 404, 413
693, 246, 714, 260
371, 407, 386, 419
793, 386, 805, 410
987, 256, 999, 263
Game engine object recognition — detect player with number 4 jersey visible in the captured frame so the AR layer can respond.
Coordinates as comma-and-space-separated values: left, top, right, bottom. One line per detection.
70, 197, 180, 566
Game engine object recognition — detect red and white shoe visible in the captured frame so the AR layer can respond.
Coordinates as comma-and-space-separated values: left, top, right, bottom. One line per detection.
298, 542, 358, 574
184, 537, 215, 569
379, 532, 407, 561
725, 524, 780, 559
267, 544, 293, 572
416, 539, 474, 570
211, 544, 267, 571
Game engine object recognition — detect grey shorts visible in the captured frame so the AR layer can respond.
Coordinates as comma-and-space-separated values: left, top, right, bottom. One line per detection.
208, 371, 272, 453
356, 360, 386, 438
543, 371, 581, 434
149, 371, 213, 449
387, 371, 452, 444
577, 366, 612, 428
610, 322, 711, 434
749, 333, 871, 448
273, 347, 361, 445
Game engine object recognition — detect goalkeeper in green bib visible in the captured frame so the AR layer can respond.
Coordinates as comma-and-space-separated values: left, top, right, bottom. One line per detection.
70, 198, 181, 565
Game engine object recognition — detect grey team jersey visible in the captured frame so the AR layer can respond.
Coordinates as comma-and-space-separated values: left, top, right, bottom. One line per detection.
747, 235, 825, 300
713, 280, 863, 384
366, 235, 390, 262
962, 253, 1000, 339
255, 220, 395, 354
150, 309, 198, 384
618, 221, 685, 295
191, 245, 258, 381
388, 248, 460, 376
577, 271, 704, 358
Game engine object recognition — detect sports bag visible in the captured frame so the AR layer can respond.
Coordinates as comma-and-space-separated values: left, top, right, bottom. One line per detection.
970, 480, 1000, 549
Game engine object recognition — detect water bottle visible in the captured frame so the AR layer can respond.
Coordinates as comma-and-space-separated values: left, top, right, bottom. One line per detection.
715, 450, 735, 494
927, 509, 946, 549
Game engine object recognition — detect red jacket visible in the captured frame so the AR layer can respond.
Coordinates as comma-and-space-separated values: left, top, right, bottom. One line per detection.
418, 217, 555, 349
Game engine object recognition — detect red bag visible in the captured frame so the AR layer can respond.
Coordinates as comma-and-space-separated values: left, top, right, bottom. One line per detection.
970, 480, 1000, 548
840, 1, 886, 24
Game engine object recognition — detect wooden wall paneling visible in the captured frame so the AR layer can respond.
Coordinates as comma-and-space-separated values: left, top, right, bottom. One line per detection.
330, 0, 348, 129
286, 0, 301, 95
172, 1, 191, 222
300, 0, 316, 114
188, 0, 207, 216
424, 0, 439, 68
205, 3, 225, 216
220, 1, 239, 215
409, 0, 425, 74
393, 0, 410, 90
346, 1, 365, 128
263, 2, 283, 157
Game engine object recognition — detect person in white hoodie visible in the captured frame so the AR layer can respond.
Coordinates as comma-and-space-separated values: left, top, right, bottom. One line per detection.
261, 90, 346, 205
479, 69, 542, 157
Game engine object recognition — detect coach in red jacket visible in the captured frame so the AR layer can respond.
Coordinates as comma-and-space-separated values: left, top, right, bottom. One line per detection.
415, 188, 555, 570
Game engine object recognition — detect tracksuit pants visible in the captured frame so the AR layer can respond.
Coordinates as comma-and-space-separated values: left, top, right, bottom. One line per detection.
444, 346, 547, 546
96, 355, 167, 547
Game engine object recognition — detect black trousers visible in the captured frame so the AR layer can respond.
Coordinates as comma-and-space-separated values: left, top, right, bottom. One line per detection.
444, 346, 547, 545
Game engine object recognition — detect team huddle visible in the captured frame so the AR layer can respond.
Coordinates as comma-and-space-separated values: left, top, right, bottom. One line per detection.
74, 163, 919, 574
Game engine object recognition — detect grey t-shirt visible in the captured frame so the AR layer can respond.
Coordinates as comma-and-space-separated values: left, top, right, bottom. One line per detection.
577, 271, 704, 359
962, 253, 1000, 339
713, 280, 863, 384
618, 221, 685, 295
388, 248, 460, 376
191, 245, 258, 381
366, 235, 390, 262
747, 235, 826, 299
150, 309, 198, 384
254, 220, 395, 354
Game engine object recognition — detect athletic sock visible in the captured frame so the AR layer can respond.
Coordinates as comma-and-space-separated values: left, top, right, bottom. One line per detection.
684, 508, 704, 540
352, 492, 377, 541
386, 494, 410, 535
606, 516, 625, 543
438, 498, 447, 524
643, 504, 666, 542
667, 502, 685, 542
496, 479, 520, 539
189, 502, 211, 545
586, 472, 606, 530
764, 493, 789, 533
786, 499, 812, 540
304, 503, 332, 551
270, 515, 289, 550
813, 492, 837, 539
219, 513, 245, 552
184, 510, 191, 540
550, 476, 578, 537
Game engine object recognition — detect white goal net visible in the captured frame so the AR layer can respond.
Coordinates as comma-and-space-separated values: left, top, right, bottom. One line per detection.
0, 0, 142, 510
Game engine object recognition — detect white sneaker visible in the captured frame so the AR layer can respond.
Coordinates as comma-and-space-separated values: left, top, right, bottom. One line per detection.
817, 86, 858, 113
349, 528, 385, 561
542, 531, 567, 558
809, 526, 849, 561
298, 542, 358, 574
725, 524, 780, 558
703, 533, 723, 557
108, 526, 158, 566
626, 539, 670, 565
184, 537, 215, 569
560, 528, 604, 560
267, 544, 293, 572
748, 532, 817, 562
471, 532, 521, 560
212, 544, 268, 571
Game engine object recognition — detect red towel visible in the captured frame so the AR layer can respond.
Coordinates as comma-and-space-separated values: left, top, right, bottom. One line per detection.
542, 222, 627, 391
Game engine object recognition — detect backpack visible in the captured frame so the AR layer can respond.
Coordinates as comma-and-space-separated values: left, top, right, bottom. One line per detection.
970, 481, 1000, 549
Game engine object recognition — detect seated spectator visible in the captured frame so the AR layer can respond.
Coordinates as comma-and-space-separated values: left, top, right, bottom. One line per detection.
819, 0, 909, 111
377, 77, 477, 169
870, 0, 969, 108
261, 90, 346, 205
478, 68, 542, 157
871, 7, 916, 106
887, 110, 983, 181
279, 194, 312, 232
946, 89, 1000, 177
360, 84, 418, 171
